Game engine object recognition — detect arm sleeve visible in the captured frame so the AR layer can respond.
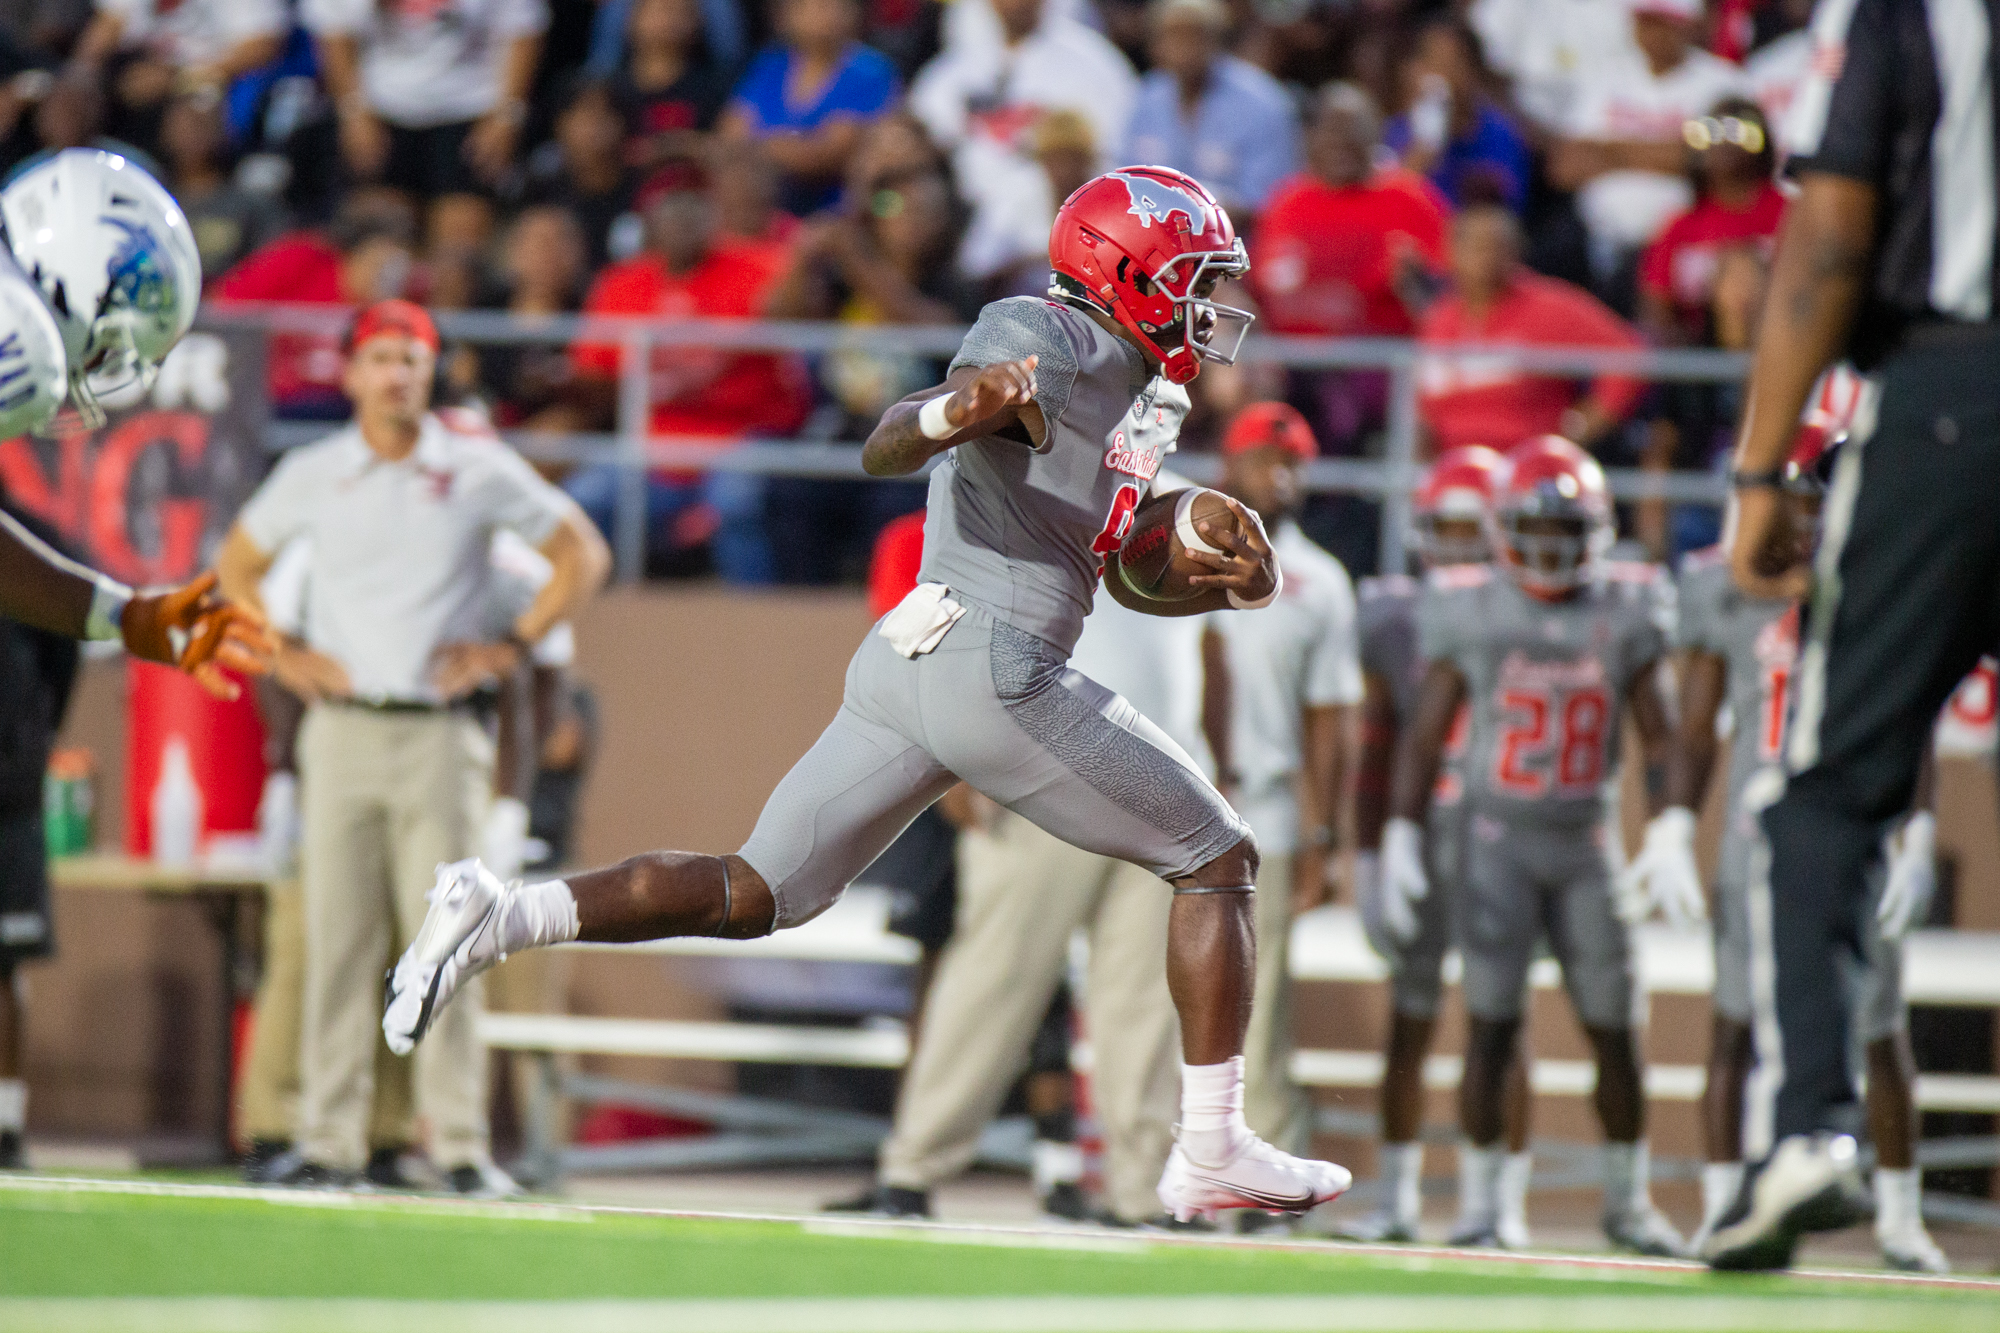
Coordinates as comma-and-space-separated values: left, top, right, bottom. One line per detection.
1627, 570, 1675, 674
1671, 565, 1717, 653
948, 298, 1082, 445
1305, 565, 1365, 707
1783, 0, 1892, 182
235, 449, 318, 554
1416, 580, 1467, 667
474, 446, 570, 546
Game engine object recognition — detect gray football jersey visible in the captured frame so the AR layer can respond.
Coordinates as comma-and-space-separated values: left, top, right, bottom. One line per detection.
1419, 562, 1673, 827
1362, 572, 1472, 809
918, 297, 1188, 656
1673, 547, 1798, 825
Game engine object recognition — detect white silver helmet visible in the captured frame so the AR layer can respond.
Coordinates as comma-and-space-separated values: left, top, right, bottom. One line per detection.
0, 254, 69, 437
0, 149, 201, 426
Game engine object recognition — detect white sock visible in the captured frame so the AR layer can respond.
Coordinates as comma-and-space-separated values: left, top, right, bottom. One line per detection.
1874, 1167, 1922, 1240
1179, 1056, 1252, 1166
1032, 1139, 1084, 1194
1499, 1150, 1533, 1235
1701, 1161, 1744, 1229
1380, 1141, 1423, 1227
1602, 1141, 1651, 1214
1456, 1144, 1501, 1227
495, 879, 580, 954
0, 1079, 23, 1133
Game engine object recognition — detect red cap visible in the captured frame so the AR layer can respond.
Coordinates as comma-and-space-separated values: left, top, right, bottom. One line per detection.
635, 157, 710, 211
344, 298, 439, 355
1223, 401, 1317, 462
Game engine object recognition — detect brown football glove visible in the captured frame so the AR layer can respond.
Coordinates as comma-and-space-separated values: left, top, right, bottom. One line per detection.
121, 571, 278, 701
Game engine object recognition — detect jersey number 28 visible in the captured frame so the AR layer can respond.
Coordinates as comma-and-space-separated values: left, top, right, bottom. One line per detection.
1494, 686, 1610, 796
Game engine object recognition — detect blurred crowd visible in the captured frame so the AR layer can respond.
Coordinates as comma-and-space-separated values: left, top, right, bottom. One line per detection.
0, 0, 1813, 578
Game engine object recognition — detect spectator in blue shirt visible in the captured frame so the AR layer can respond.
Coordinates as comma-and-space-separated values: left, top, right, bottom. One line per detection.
1122, 0, 1299, 220
719, 0, 899, 216
1381, 16, 1529, 213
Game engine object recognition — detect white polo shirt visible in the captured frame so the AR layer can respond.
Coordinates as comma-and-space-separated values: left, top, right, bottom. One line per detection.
1206, 521, 1362, 855
300, 0, 549, 129
95, 0, 286, 69
238, 413, 571, 704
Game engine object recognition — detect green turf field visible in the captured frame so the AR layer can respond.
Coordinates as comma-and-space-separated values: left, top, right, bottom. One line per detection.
0, 1177, 1993, 1333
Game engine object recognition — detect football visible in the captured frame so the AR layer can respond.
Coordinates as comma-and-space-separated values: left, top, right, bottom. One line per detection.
1115, 487, 1246, 601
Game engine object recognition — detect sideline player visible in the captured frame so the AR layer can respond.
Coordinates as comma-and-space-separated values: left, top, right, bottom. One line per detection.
1625, 421, 1949, 1273
1384, 436, 1684, 1256
387, 166, 1355, 1220
1343, 445, 1536, 1247
1204, 402, 1363, 1220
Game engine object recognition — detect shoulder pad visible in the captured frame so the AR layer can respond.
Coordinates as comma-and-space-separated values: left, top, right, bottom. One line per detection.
1425, 563, 1494, 592
1602, 559, 1663, 585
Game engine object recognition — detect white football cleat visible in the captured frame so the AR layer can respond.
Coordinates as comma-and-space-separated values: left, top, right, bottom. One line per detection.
1157, 1135, 1351, 1224
383, 858, 509, 1056
1604, 1201, 1687, 1258
1879, 1226, 1951, 1275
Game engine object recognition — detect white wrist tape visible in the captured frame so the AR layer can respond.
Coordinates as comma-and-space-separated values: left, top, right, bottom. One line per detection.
917, 394, 957, 441
1227, 564, 1281, 610
85, 575, 133, 642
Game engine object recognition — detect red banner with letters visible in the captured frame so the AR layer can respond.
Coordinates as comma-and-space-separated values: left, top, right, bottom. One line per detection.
0, 327, 268, 586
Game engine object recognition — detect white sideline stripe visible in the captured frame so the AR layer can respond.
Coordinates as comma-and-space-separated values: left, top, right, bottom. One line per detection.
0, 1295, 1991, 1333
3, 1175, 1994, 1295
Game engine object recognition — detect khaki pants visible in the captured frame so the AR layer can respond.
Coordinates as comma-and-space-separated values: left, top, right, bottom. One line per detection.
1244, 851, 1311, 1155
234, 878, 415, 1151
296, 706, 490, 1171
879, 811, 1180, 1223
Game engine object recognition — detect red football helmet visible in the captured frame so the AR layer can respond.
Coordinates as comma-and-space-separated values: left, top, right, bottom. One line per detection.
1490, 435, 1612, 598
1413, 444, 1504, 566
1048, 166, 1251, 385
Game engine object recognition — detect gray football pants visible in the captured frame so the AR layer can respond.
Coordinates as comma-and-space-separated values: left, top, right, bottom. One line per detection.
739, 602, 1249, 929
1460, 813, 1640, 1030
878, 810, 1180, 1221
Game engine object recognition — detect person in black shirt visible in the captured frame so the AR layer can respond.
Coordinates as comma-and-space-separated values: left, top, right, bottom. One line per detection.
521, 77, 636, 272
611, 0, 736, 170
1703, 0, 2000, 1272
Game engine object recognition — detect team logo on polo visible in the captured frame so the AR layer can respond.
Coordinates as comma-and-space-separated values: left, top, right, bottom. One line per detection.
1106, 172, 1208, 232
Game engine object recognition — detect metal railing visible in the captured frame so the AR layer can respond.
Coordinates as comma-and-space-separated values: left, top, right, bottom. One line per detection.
202, 305, 1750, 583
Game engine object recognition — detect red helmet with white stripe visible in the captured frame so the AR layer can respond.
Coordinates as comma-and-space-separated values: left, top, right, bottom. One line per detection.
1491, 435, 1612, 599
1413, 444, 1504, 566
1048, 166, 1252, 385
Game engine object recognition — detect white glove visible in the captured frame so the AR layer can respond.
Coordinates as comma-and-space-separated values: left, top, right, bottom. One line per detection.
256, 771, 299, 876
1616, 807, 1706, 927
1380, 818, 1430, 946
1877, 811, 1937, 942
481, 795, 532, 884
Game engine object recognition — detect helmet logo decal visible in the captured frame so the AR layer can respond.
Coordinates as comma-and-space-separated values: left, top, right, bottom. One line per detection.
100, 215, 173, 321
1104, 172, 1208, 232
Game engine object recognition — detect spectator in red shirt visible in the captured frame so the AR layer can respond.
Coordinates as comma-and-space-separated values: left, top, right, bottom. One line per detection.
1636, 98, 1783, 346
212, 192, 418, 420
1251, 83, 1448, 453
558, 158, 810, 582
1417, 203, 1645, 455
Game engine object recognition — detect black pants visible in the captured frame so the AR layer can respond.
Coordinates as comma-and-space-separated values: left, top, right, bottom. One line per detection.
1757, 327, 2000, 1150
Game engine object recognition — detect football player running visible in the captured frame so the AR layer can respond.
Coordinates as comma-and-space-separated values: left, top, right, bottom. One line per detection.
387, 166, 1354, 1222
1343, 445, 1537, 1247
1632, 382, 1948, 1273
0, 148, 272, 696
1386, 436, 1684, 1256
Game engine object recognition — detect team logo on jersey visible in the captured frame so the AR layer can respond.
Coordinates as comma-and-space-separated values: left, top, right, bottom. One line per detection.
1105, 172, 1209, 233
1496, 650, 1605, 693
1103, 428, 1160, 480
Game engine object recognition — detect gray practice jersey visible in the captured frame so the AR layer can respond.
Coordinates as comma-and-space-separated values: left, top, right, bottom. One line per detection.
1360, 572, 1472, 808
1419, 562, 1673, 827
919, 297, 1189, 656
1673, 546, 1799, 835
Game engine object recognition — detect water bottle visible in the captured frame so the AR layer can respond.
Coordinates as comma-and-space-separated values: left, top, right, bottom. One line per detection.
152, 736, 203, 868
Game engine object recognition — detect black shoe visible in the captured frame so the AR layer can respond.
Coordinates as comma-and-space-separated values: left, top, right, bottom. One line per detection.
1041, 1181, 1091, 1222
366, 1147, 428, 1191
1702, 1133, 1869, 1272
443, 1161, 521, 1198
266, 1150, 359, 1190
0, 1129, 22, 1170
240, 1139, 292, 1183
821, 1185, 931, 1218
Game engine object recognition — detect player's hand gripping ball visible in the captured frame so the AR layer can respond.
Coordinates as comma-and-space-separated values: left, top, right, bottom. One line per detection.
1116, 487, 1253, 601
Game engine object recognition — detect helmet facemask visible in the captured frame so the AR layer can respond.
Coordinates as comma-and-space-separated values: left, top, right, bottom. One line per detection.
1414, 489, 1492, 566
69, 314, 158, 427
1495, 481, 1609, 597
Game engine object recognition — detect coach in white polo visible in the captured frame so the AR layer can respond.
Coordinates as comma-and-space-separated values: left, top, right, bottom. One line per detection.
1206, 403, 1362, 1163
217, 299, 608, 1191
